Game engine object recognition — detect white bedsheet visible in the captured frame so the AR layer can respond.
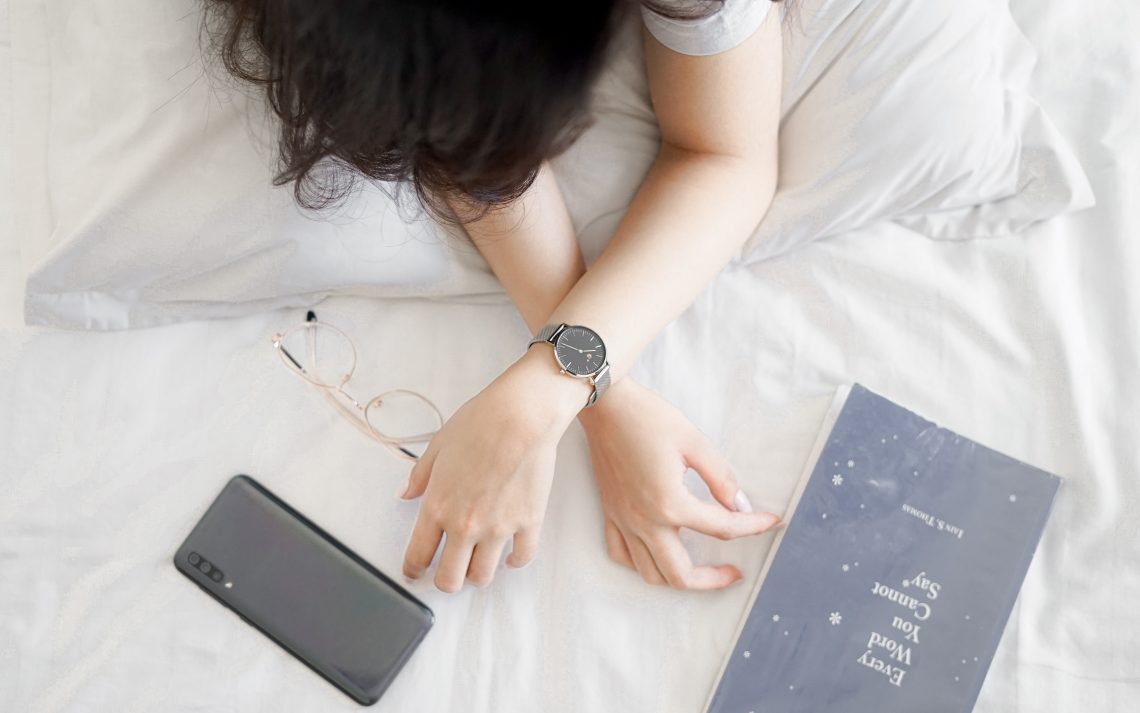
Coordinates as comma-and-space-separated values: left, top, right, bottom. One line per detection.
0, 0, 16, 328
2, 1, 1138, 712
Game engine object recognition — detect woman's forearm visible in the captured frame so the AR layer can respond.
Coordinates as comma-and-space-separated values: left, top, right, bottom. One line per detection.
453, 162, 599, 410
545, 143, 776, 381
454, 162, 586, 335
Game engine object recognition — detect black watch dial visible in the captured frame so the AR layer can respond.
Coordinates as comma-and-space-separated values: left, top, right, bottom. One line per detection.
554, 326, 606, 376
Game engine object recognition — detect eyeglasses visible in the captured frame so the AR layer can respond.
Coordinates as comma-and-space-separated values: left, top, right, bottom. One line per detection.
270, 311, 443, 461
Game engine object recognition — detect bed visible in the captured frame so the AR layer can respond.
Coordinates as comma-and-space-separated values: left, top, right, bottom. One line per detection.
2, 0, 1138, 711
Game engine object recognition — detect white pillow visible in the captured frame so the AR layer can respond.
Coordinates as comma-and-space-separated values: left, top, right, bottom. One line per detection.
11, 0, 500, 330
555, 0, 1093, 265
11, 0, 1092, 329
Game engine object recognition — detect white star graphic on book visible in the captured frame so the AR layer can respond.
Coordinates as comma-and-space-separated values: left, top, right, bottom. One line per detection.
832, 474, 844, 486
829, 612, 842, 626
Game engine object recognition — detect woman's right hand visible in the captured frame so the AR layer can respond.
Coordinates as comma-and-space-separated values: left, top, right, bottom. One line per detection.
397, 346, 587, 592
578, 378, 783, 590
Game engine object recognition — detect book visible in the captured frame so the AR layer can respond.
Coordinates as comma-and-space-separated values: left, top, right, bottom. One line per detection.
704, 383, 1062, 713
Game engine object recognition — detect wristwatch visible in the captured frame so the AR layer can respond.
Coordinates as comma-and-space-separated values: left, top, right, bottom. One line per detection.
528, 323, 611, 408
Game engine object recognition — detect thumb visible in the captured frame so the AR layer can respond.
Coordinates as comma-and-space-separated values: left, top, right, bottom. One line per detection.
395, 448, 436, 500
685, 435, 752, 513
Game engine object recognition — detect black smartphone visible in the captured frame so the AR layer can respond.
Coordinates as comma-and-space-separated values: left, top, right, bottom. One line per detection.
173, 475, 433, 706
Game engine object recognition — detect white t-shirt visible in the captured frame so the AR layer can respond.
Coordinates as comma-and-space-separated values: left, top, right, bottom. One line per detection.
641, 0, 773, 56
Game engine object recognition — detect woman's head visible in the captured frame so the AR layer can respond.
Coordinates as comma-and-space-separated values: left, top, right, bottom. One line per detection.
205, 0, 629, 218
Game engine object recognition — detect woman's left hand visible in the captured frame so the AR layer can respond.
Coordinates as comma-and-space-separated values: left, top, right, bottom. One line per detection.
578, 378, 783, 589
396, 346, 587, 592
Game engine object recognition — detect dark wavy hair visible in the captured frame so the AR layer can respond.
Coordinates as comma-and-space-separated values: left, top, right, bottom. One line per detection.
202, 0, 777, 220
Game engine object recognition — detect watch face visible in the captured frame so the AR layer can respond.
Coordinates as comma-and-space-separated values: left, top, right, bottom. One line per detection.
554, 326, 606, 376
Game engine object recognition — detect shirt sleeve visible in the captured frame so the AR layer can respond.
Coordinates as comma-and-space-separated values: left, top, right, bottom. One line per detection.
641, 0, 772, 57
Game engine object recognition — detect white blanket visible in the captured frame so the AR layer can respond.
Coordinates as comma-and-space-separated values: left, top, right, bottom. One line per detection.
2, 1, 1138, 712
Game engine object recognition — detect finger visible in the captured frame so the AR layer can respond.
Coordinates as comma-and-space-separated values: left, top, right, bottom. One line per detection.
624, 531, 667, 586
466, 536, 511, 587
402, 513, 444, 579
680, 500, 783, 541
505, 526, 540, 569
604, 519, 635, 570
646, 531, 742, 591
684, 435, 748, 512
397, 447, 437, 500
434, 533, 476, 593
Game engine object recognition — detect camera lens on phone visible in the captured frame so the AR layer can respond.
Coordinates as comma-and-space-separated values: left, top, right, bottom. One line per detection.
187, 552, 201, 566
210, 569, 224, 582
198, 560, 212, 574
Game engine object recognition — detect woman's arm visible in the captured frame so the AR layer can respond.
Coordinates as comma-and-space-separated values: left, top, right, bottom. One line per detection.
454, 162, 586, 336
546, 15, 781, 377
455, 5, 781, 351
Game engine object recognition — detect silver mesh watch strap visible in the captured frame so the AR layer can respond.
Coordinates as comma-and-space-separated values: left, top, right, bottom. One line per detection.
585, 363, 611, 408
528, 323, 563, 348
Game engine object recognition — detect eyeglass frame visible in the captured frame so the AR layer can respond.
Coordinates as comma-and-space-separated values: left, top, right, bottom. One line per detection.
270, 311, 442, 462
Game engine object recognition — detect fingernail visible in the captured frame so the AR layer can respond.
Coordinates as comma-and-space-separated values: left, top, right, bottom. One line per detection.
733, 489, 753, 513
767, 517, 787, 532
393, 477, 409, 499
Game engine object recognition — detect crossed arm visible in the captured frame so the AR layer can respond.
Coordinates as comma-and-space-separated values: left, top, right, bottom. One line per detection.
398, 13, 784, 591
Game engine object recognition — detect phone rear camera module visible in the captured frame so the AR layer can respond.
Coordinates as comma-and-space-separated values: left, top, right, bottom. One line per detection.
210, 569, 224, 582
198, 560, 212, 575
187, 552, 201, 566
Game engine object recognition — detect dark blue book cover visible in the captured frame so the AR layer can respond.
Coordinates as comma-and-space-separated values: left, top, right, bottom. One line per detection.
705, 384, 1062, 713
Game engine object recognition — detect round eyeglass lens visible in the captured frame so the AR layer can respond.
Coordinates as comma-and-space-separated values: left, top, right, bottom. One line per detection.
364, 390, 443, 457
278, 323, 356, 388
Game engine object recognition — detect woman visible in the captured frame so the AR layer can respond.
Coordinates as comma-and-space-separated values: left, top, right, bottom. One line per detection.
208, 0, 785, 592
